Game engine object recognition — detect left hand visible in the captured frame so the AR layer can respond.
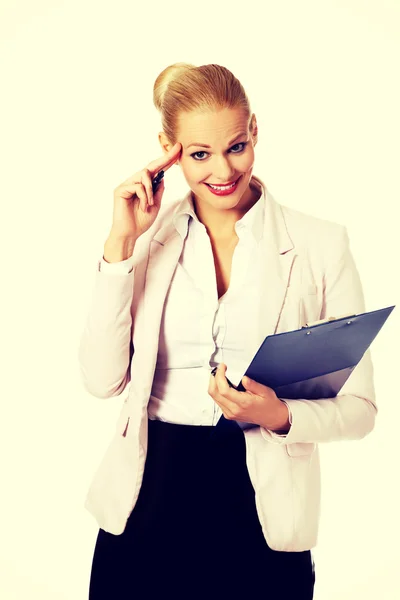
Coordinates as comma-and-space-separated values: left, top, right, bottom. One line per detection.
208, 363, 290, 431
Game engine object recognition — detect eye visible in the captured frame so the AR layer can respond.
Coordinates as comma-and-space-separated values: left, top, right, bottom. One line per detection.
230, 142, 247, 153
190, 142, 248, 161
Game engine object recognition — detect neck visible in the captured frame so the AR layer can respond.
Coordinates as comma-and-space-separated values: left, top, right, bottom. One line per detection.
192, 180, 261, 242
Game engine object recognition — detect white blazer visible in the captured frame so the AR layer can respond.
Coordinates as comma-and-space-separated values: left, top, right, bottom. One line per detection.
79, 175, 376, 552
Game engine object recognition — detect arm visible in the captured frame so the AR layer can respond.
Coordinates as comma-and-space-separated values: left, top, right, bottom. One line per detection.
261, 226, 377, 445
77, 236, 137, 399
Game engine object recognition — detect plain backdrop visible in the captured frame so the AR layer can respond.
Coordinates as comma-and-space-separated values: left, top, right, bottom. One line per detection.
1, 0, 399, 598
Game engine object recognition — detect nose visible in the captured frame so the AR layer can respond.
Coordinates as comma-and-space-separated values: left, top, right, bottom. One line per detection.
211, 156, 237, 183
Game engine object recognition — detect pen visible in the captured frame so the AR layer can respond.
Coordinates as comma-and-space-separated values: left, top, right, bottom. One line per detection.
152, 170, 164, 193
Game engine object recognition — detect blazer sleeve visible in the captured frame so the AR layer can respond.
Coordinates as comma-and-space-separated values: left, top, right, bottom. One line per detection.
77, 256, 136, 399
261, 225, 378, 445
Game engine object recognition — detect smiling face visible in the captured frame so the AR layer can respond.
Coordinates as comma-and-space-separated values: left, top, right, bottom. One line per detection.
159, 106, 259, 226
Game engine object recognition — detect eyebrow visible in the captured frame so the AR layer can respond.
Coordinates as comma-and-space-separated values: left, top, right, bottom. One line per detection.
186, 132, 247, 150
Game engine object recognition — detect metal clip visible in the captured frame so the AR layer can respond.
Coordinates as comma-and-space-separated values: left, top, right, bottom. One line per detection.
302, 316, 337, 328
302, 313, 357, 329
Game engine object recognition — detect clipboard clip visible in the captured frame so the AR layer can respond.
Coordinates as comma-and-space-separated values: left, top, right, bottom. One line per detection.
302, 313, 356, 328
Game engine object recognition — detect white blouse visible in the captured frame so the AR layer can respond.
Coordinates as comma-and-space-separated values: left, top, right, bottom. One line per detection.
100, 181, 291, 430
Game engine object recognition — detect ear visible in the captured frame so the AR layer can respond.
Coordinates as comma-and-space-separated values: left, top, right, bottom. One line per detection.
250, 114, 258, 147
158, 132, 170, 155
159, 132, 180, 165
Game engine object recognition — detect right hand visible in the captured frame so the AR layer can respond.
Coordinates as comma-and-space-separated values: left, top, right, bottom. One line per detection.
109, 142, 182, 241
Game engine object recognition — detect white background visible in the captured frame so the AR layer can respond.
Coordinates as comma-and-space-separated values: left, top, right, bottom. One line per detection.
1, 0, 399, 598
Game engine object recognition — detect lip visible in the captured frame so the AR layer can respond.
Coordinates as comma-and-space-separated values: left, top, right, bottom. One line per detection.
205, 176, 240, 187
204, 176, 241, 196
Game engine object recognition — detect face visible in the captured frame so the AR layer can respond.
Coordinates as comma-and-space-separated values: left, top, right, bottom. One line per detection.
160, 106, 258, 214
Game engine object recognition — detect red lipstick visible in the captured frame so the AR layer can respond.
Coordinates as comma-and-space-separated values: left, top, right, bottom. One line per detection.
204, 176, 241, 196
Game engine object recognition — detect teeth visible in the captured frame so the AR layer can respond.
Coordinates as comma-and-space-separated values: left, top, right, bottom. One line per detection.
208, 181, 236, 190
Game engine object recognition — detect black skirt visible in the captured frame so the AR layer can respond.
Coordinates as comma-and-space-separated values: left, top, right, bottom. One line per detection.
89, 418, 315, 599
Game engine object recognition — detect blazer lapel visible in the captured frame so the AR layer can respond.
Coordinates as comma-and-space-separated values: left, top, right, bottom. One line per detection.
256, 186, 297, 344
140, 223, 184, 390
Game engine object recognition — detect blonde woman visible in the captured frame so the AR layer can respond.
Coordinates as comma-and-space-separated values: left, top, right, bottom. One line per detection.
80, 63, 376, 599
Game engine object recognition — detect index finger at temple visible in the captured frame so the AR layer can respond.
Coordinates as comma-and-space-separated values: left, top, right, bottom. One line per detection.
147, 143, 182, 176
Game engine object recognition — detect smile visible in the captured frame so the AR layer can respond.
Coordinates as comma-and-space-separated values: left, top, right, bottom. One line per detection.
204, 176, 241, 196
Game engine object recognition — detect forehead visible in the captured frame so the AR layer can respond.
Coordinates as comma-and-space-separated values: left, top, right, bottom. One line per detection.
176, 107, 249, 142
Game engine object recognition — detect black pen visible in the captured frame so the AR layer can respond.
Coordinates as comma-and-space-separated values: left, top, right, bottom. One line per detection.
152, 170, 164, 193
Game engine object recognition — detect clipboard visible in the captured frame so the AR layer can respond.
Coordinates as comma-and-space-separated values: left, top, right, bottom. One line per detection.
211, 305, 395, 430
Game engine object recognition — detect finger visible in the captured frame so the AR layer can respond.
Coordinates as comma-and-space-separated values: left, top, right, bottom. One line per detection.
146, 142, 182, 175
214, 367, 250, 418
210, 375, 238, 414
209, 378, 240, 421
132, 183, 147, 213
208, 370, 217, 396
121, 168, 161, 205
214, 364, 233, 397
241, 376, 269, 398
208, 372, 227, 406
214, 396, 235, 421
117, 182, 145, 209
141, 169, 154, 206
121, 143, 181, 191
209, 388, 228, 414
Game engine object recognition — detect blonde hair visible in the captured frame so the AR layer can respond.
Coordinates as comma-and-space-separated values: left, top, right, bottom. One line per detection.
153, 62, 254, 146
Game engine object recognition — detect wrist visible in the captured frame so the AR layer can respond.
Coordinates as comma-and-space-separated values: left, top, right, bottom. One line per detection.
270, 402, 291, 434
103, 235, 137, 262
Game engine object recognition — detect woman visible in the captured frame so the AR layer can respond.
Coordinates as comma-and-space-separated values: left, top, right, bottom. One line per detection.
79, 62, 376, 599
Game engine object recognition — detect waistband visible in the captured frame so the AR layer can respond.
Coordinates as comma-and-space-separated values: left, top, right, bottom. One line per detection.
148, 416, 243, 437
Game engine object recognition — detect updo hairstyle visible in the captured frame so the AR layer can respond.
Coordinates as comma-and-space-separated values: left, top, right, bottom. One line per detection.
153, 62, 254, 146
